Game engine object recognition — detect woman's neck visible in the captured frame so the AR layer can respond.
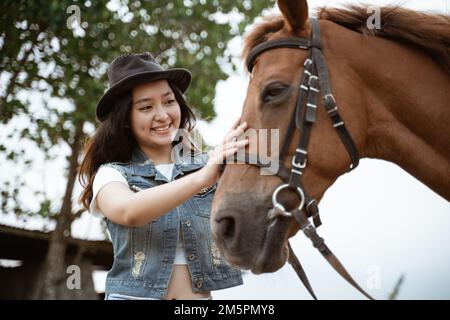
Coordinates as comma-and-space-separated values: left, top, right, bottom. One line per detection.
139, 144, 173, 165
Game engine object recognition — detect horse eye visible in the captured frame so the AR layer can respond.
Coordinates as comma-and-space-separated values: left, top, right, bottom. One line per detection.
262, 84, 288, 103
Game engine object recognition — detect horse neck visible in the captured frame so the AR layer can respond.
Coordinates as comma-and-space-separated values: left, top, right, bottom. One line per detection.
326, 24, 450, 200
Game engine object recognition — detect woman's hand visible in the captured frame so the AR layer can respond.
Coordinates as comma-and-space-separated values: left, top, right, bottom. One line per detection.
198, 117, 248, 188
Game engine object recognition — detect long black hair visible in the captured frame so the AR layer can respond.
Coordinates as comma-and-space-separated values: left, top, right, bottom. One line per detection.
78, 81, 197, 211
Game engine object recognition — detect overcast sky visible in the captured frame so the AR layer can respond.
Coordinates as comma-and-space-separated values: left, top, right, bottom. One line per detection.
1, 0, 449, 300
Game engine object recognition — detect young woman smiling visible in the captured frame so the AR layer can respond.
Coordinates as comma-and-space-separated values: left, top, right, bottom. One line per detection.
78, 52, 247, 300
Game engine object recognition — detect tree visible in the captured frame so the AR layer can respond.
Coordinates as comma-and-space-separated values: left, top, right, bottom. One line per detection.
0, 0, 275, 299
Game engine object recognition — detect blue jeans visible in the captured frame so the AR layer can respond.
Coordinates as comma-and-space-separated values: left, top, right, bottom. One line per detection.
105, 293, 212, 300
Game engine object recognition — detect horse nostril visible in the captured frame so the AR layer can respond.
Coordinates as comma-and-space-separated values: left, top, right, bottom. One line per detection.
216, 217, 236, 242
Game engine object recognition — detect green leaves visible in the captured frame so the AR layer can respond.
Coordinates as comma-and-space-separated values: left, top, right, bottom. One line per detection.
1, 0, 275, 122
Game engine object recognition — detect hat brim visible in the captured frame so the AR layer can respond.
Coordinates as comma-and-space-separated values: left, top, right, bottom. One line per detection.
96, 68, 191, 122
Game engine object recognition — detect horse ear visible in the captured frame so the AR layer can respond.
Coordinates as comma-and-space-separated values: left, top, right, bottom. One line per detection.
277, 0, 309, 33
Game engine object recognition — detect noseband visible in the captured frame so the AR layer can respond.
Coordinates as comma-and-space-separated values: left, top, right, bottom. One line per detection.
221, 19, 373, 299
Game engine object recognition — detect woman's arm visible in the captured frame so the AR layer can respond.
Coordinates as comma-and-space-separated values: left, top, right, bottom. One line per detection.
97, 169, 209, 227
97, 120, 248, 227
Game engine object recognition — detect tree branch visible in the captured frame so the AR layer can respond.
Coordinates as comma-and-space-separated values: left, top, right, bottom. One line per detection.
0, 36, 37, 119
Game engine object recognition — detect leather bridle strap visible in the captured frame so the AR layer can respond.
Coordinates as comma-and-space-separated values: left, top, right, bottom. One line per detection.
292, 207, 373, 300
322, 92, 360, 170
280, 50, 313, 162
246, 38, 312, 73
287, 242, 317, 300
309, 19, 359, 170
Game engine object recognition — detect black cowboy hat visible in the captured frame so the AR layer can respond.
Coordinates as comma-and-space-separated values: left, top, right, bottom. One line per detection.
96, 52, 192, 122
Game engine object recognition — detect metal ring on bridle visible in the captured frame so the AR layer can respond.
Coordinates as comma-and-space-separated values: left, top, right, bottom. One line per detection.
272, 183, 306, 214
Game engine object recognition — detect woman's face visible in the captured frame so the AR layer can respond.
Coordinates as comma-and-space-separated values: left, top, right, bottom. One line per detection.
130, 79, 181, 150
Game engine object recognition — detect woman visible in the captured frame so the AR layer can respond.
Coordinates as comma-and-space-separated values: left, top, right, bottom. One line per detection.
78, 52, 247, 300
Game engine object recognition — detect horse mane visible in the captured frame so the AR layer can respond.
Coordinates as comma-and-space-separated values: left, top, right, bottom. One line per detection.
243, 5, 450, 74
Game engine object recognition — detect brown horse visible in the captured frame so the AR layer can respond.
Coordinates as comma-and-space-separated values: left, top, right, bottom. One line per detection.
211, 0, 450, 282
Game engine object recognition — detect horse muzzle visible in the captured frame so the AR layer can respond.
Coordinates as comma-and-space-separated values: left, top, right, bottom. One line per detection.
211, 197, 293, 273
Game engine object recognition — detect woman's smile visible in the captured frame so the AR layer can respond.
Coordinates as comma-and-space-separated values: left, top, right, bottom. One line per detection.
151, 122, 172, 136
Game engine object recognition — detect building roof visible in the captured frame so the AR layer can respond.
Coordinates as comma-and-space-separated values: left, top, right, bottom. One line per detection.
0, 223, 112, 268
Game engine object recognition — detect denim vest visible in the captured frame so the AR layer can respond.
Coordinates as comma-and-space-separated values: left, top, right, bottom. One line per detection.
102, 146, 242, 298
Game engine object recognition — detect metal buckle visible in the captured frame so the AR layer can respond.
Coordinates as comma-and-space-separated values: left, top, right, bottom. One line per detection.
306, 199, 317, 209
292, 155, 306, 169
300, 219, 313, 231
327, 106, 338, 115
272, 183, 306, 213
323, 93, 336, 103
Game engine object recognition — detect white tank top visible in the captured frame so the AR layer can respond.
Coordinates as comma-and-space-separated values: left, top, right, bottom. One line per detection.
90, 163, 187, 265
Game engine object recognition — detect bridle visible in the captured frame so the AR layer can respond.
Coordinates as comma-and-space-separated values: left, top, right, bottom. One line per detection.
221, 18, 373, 300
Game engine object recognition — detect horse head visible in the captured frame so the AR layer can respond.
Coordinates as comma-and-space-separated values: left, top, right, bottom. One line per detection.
210, 0, 368, 274
211, 0, 450, 299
